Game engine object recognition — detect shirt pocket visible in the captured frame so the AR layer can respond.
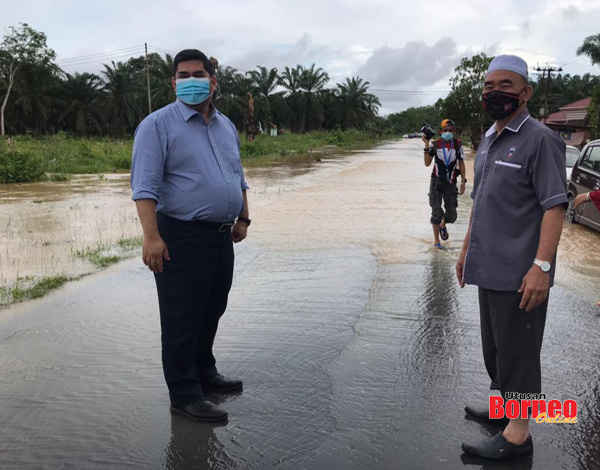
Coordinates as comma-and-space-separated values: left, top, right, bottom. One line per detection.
491, 158, 530, 196
494, 160, 522, 169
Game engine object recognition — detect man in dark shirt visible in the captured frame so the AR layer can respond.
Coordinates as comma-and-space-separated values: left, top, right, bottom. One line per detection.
456, 55, 566, 461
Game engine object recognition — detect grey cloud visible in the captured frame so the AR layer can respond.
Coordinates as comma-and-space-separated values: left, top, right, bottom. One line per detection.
561, 5, 581, 20
227, 33, 330, 72
520, 21, 531, 39
358, 37, 461, 88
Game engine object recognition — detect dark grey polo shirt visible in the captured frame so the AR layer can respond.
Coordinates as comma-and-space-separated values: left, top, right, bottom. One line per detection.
463, 109, 567, 291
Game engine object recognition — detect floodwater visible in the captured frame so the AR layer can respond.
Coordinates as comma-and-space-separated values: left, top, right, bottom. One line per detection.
0, 174, 140, 288
1, 140, 600, 469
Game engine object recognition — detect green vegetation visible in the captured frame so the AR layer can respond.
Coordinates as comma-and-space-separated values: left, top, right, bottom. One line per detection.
1, 24, 380, 138
0, 129, 391, 182
240, 129, 385, 158
0, 148, 47, 183
0, 236, 144, 307
0, 133, 133, 177
74, 235, 143, 268
0, 274, 78, 306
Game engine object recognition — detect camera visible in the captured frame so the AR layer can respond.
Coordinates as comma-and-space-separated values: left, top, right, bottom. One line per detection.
420, 122, 436, 140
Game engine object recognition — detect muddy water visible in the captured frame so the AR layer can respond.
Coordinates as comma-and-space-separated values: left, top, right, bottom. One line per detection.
0, 174, 139, 287
1, 140, 600, 470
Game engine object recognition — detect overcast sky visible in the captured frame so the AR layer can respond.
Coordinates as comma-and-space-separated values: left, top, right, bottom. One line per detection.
2, 0, 600, 114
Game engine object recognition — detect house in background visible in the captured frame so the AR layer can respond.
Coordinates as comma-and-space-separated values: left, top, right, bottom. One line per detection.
544, 97, 592, 149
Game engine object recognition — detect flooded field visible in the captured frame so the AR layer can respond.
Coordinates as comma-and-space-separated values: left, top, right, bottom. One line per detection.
1, 140, 599, 469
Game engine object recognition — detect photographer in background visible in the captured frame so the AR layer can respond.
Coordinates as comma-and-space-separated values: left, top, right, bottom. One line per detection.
422, 119, 467, 249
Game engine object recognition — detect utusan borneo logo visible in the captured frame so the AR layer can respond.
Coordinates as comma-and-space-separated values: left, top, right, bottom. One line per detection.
489, 394, 578, 424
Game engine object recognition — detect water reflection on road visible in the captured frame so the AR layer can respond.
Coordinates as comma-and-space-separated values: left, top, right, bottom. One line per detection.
1, 140, 599, 469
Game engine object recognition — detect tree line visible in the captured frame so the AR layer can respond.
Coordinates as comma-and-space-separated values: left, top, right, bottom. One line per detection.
0, 24, 381, 137
1, 24, 599, 145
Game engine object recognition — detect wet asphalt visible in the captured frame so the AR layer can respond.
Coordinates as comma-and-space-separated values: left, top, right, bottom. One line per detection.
1, 140, 600, 470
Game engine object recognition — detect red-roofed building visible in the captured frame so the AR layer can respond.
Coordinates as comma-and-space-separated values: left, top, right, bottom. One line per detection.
545, 97, 593, 148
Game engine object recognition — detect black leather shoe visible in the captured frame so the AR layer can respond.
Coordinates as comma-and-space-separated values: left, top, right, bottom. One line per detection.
465, 405, 510, 426
462, 432, 533, 461
202, 374, 243, 393
170, 399, 228, 422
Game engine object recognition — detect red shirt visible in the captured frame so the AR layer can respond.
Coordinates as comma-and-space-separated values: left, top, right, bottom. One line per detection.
589, 190, 600, 211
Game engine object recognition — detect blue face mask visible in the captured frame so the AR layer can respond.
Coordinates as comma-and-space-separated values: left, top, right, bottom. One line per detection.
441, 132, 454, 141
176, 77, 211, 105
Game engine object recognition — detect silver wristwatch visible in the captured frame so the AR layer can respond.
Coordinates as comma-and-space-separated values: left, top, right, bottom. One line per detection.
533, 258, 551, 273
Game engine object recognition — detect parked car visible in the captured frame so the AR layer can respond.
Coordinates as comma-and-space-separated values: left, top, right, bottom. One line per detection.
566, 139, 600, 231
565, 145, 580, 181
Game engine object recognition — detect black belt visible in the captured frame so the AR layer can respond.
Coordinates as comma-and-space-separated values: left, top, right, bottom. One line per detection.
158, 213, 234, 232
187, 219, 234, 232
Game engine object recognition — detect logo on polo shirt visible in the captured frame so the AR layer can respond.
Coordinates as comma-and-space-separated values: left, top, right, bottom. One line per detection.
507, 146, 516, 158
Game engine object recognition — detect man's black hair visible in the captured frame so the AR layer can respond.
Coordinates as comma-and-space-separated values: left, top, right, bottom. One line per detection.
173, 49, 215, 76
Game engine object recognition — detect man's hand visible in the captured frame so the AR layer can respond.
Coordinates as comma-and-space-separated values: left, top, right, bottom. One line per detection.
456, 248, 467, 288
232, 221, 248, 243
142, 235, 170, 273
422, 136, 430, 146
573, 193, 589, 209
459, 181, 466, 195
518, 265, 549, 312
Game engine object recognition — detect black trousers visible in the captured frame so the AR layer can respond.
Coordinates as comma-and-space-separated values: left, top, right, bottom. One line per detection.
154, 213, 234, 406
478, 288, 548, 397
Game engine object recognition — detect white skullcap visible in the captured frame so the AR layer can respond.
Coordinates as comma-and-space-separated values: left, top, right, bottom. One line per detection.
486, 55, 528, 80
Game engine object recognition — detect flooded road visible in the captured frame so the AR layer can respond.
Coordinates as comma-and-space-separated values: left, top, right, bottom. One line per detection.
1, 140, 600, 469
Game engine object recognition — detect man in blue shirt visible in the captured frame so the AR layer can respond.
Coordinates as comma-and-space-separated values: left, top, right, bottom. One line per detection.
131, 49, 251, 422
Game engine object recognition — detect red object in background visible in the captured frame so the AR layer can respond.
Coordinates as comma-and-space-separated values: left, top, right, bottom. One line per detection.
589, 190, 600, 211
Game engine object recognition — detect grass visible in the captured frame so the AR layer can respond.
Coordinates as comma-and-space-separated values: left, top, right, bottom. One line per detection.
0, 129, 394, 183
0, 236, 144, 306
240, 129, 387, 159
73, 235, 143, 268
0, 274, 80, 306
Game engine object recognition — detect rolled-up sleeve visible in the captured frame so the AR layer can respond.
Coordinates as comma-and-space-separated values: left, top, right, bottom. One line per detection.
531, 133, 568, 211
131, 117, 167, 202
237, 134, 250, 191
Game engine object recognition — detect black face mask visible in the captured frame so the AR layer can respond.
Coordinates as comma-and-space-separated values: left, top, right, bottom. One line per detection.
482, 86, 527, 121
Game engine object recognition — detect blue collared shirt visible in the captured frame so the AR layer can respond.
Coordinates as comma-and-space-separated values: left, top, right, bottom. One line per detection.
131, 99, 249, 222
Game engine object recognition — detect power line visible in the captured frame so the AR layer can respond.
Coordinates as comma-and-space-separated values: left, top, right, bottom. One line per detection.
59, 51, 146, 68
562, 56, 589, 68
147, 45, 175, 55
56, 45, 145, 63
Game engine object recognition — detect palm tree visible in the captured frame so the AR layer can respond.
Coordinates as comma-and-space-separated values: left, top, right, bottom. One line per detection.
58, 73, 104, 136
280, 65, 329, 132
247, 66, 280, 130
299, 64, 329, 132
102, 61, 137, 136
577, 34, 600, 66
6, 62, 63, 134
213, 65, 246, 128
150, 53, 175, 112
335, 77, 380, 129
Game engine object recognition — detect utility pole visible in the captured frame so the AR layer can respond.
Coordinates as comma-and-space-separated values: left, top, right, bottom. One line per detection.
145, 43, 152, 115
534, 65, 562, 123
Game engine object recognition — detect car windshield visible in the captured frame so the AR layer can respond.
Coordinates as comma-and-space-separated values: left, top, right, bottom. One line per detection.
566, 148, 580, 168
